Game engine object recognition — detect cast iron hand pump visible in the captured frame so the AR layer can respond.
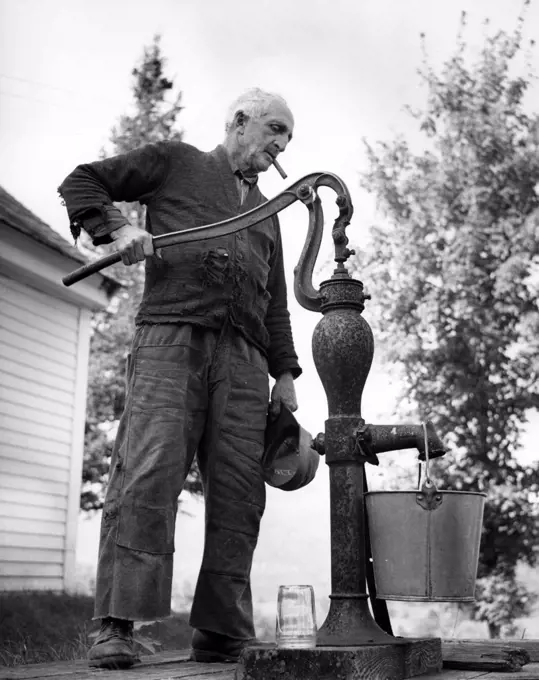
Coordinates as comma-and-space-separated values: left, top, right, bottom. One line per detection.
63, 172, 447, 652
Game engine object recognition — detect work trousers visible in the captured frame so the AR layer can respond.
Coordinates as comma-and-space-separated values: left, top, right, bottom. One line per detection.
94, 322, 269, 640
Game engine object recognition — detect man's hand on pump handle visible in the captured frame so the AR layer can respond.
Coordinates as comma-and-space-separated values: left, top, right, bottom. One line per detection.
110, 224, 157, 265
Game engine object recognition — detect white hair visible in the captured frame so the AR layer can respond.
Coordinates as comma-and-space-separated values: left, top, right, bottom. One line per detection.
224, 88, 291, 133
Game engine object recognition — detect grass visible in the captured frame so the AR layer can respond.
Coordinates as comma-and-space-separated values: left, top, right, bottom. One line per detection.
0, 590, 195, 668
0, 590, 97, 666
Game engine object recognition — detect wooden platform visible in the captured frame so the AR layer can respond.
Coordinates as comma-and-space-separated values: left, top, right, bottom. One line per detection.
1, 651, 538, 680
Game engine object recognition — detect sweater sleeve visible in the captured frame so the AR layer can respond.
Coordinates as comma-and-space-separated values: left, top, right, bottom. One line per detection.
57, 142, 170, 245
265, 216, 302, 380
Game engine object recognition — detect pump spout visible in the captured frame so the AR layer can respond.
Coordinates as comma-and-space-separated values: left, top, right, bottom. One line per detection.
313, 420, 446, 464
353, 420, 447, 464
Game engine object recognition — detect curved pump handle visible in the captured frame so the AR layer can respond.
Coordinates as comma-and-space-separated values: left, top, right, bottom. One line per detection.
292, 173, 354, 311
62, 172, 354, 312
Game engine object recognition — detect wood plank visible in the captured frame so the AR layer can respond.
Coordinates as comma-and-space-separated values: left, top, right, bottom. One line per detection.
0, 531, 65, 550
7, 647, 530, 680
0, 311, 77, 357
0, 561, 63, 577
0, 275, 79, 331
0, 239, 111, 311
0, 373, 74, 412
0, 401, 72, 434
0, 429, 72, 456
419, 672, 489, 680
443, 645, 530, 671
64, 306, 89, 591
0, 327, 77, 372
0, 472, 68, 499
0, 651, 235, 679
445, 639, 539, 664
0, 454, 71, 483
4, 650, 539, 680
0, 500, 66, 524
0, 340, 76, 382
0, 445, 72, 475
0, 546, 64, 564
0, 671, 235, 680
0, 575, 63, 591
0, 516, 66, 538
0, 297, 78, 344
0, 418, 72, 446
0, 487, 68, 511
476, 663, 539, 679
0, 362, 74, 394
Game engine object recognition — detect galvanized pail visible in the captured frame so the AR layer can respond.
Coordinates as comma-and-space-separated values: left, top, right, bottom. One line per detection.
364, 424, 486, 602
365, 485, 486, 601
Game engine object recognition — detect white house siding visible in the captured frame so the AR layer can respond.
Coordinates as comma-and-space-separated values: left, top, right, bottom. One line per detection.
0, 273, 89, 591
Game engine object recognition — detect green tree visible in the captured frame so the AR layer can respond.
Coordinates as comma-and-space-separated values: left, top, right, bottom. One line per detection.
356, 10, 539, 637
81, 35, 203, 511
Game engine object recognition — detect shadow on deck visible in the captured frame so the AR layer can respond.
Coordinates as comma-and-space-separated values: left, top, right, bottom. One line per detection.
0, 650, 234, 680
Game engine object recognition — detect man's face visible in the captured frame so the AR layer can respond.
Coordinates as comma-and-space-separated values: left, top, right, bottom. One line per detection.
235, 99, 294, 175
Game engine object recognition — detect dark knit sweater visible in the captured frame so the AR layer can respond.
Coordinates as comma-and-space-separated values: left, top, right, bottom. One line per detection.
58, 141, 301, 379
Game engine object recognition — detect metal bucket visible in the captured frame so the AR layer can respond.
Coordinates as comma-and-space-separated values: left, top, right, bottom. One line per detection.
365, 484, 486, 601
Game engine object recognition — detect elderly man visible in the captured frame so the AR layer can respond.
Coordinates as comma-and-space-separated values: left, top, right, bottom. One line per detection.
58, 88, 301, 668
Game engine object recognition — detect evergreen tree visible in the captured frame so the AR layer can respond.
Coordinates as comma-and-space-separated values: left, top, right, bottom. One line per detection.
81, 35, 203, 510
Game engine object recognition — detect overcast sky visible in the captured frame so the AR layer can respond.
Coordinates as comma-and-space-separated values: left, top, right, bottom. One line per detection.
1, 0, 536, 235
2, 0, 538, 615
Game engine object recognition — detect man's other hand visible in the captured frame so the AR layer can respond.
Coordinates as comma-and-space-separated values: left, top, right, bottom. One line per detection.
269, 372, 298, 417
111, 224, 155, 266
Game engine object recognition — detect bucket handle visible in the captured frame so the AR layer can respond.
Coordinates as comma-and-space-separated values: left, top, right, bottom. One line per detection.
416, 422, 443, 511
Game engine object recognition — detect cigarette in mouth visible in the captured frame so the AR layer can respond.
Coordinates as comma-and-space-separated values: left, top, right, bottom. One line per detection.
272, 158, 287, 179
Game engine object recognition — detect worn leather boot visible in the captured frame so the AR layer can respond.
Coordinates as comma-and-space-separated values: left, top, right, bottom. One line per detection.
190, 629, 274, 663
88, 617, 140, 669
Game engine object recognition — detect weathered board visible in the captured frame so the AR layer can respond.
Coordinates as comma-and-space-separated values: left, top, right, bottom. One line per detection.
0, 651, 233, 680
1, 650, 538, 680
443, 639, 539, 664
442, 639, 530, 671
422, 664, 539, 680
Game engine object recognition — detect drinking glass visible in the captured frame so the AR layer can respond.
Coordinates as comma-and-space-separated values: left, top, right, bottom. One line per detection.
275, 585, 317, 648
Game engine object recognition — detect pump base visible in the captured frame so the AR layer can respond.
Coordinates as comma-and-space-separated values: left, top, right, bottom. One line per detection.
235, 637, 442, 680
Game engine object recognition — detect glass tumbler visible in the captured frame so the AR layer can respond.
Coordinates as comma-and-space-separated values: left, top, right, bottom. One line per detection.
275, 585, 317, 648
